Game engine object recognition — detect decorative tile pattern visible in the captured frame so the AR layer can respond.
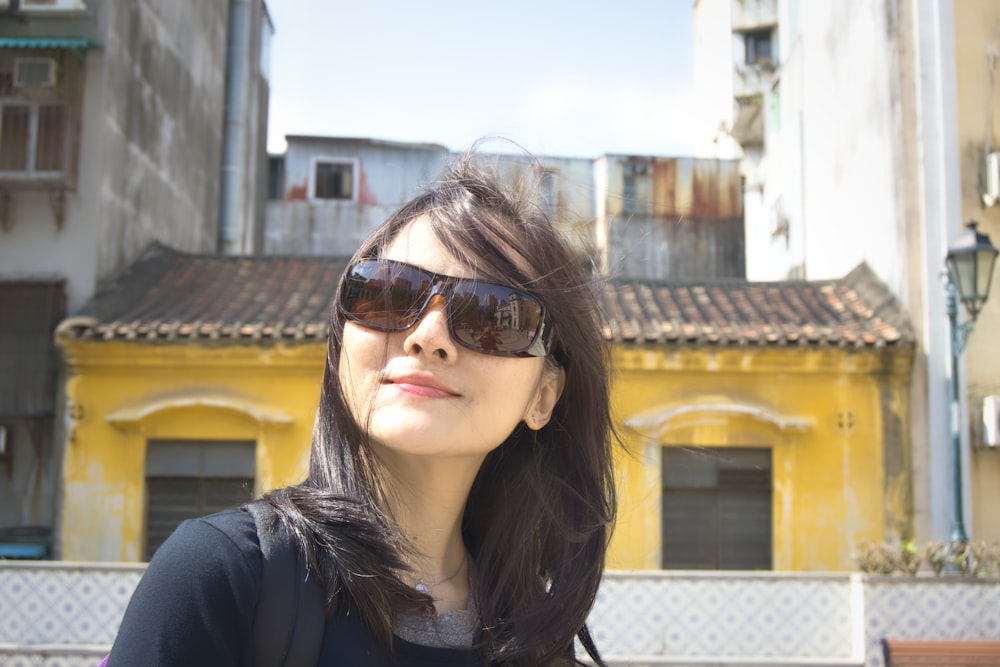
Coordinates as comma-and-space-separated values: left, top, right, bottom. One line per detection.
587, 572, 862, 662
863, 578, 1000, 667
0, 561, 144, 664
4, 563, 999, 666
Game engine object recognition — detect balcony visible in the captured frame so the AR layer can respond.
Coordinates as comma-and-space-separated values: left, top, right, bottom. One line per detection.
731, 0, 778, 32
733, 62, 774, 99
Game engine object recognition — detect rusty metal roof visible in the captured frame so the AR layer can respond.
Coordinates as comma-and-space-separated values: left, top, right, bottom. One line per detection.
57, 244, 914, 349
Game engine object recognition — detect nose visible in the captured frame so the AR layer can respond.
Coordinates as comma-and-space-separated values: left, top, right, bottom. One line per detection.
402, 293, 458, 361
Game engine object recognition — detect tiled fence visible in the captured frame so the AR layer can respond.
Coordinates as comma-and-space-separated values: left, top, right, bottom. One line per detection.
1, 562, 998, 666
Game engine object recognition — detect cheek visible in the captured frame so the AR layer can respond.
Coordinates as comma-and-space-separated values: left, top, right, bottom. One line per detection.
475, 361, 545, 421
338, 325, 387, 416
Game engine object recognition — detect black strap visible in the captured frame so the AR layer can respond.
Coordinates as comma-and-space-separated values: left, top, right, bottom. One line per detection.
247, 501, 325, 667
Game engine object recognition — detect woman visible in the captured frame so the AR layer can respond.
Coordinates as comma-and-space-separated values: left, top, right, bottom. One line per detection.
107, 154, 617, 666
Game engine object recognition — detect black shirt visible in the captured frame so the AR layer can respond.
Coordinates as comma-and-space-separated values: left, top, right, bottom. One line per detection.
107, 509, 480, 666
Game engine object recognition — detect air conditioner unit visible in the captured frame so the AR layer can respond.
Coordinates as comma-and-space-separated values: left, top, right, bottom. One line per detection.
20, 0, 86, 12
984, 395, 1000, 448
986, 152, 1000, 206
15, 57, 58, 87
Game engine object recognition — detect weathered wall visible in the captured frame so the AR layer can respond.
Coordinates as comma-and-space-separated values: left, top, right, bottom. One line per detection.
608, 344, 913, 571
488, 153, 597, 254
0, 3, 105, 313
0, 0, 270, 311
58, 340, 323, 562
598, 156, 745, 280
96, 0, 230, 283
264, 141, 597, 259
953, 0, 1000, 542
58, 336, 911, 571
264, 138, 449, 256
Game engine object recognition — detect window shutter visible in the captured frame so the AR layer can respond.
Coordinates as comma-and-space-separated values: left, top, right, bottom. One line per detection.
662, 447, 772, 570
144, 440, 255, 560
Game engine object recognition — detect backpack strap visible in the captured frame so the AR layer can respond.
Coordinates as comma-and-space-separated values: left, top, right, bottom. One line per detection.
246, 501, 325, 667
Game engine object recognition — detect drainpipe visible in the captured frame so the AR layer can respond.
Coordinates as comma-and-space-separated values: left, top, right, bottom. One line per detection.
219, 0, 250, 255
913, 0, 966, 541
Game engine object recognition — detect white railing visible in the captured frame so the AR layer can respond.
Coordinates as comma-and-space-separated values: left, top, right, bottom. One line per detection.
1, 561, 998, 667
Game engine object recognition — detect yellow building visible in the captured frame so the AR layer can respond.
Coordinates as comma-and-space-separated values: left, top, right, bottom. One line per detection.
57, 246, 914, 569
56, 245, 335, 562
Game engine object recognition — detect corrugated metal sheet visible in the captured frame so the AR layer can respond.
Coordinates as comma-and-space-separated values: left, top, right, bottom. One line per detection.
646, 157, 742, 219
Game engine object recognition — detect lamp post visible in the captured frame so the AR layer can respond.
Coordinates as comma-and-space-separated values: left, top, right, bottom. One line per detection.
943, 220, 998, 546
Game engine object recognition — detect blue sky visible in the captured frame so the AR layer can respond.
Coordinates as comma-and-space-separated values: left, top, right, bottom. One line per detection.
265, 1, 697, 158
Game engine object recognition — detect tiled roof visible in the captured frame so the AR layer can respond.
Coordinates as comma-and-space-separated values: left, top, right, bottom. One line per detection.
58, 244, 914, 349
58, 244, 345, 343
600, 263, 914, 348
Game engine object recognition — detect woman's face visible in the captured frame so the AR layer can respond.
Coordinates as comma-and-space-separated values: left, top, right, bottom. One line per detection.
338, 216, 563, 464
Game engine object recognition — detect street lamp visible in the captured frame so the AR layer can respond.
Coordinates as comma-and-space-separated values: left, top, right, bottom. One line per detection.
944, 220, 998, 546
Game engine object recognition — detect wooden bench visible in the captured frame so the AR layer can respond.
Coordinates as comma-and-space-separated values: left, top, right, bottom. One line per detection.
883, 639, 1000, 666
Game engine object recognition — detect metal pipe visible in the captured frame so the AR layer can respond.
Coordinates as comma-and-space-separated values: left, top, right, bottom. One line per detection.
945, 278, 969, 545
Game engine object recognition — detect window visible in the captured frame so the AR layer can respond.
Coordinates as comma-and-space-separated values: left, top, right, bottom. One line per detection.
266, 155, 285, 200
0, 53, 72, 178
661, 447, 772, 569
312, 159, 355, 200
744, 29, 773, 66
622, 161, 649, 216
144, 439, 255, 559
0, 281, 65, 418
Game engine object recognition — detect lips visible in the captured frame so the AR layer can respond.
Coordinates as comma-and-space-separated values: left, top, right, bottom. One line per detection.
386, 372, 459, 398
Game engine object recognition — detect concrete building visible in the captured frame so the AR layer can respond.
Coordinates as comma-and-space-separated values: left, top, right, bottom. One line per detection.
692, 0, 1000, 542
0, 0, 272, 558
264, 137, 450, 257
265, 137, 744, 282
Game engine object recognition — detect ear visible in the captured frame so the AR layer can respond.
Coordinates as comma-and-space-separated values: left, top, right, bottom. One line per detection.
523, 365, 565, 430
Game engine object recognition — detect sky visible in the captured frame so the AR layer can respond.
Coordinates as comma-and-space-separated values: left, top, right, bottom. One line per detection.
265, 1, 699, 159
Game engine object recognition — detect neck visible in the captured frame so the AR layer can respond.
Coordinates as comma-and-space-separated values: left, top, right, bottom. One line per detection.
377, 451, 480, 587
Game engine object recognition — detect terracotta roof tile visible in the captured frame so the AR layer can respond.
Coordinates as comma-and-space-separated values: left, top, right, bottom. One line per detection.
59, 244, 345, 343
599, 263, 914, 348
58, 245, 915, 350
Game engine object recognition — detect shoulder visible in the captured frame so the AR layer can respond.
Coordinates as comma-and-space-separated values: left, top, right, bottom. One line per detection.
153, 507, 261, 574
137, 506, 263, 614
108, 508, 263, 665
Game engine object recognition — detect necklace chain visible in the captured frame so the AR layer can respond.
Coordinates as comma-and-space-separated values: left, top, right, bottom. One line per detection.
414, 552, 468, 593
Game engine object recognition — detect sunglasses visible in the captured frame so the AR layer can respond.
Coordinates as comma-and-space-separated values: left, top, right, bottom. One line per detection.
339, 259, 554, 357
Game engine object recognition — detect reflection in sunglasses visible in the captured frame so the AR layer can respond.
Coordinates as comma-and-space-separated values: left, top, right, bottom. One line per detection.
339, 259, 552, 358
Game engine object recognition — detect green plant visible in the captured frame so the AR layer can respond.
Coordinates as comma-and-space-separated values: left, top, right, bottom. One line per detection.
897, 540, 921, 575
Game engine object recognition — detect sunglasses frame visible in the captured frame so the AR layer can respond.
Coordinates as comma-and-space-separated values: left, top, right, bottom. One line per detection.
339, 258, 554, 358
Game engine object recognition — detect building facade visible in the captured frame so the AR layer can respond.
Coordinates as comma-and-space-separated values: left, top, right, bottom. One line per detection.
0, 0, 272, 558
692, 0, 1000, 543
265, 137, 745, 283
55, 246, 914, 571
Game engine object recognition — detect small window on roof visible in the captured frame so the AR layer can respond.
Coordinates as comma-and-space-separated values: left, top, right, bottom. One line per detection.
313, 159, 354, 200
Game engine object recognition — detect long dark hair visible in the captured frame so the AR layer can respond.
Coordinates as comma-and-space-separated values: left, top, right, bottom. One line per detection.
264, 152, 617, 665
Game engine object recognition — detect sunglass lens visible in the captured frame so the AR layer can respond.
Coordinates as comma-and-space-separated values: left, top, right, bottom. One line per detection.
342, 262, 427, 330
451, 282, 543, 354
